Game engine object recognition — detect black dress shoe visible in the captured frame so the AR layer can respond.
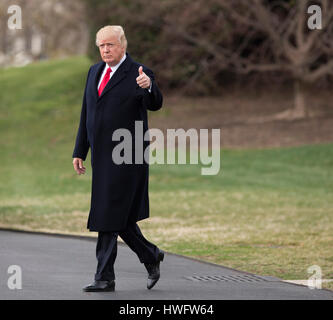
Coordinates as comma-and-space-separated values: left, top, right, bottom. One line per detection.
83, 280, 115, 292
144, 250, 164, 290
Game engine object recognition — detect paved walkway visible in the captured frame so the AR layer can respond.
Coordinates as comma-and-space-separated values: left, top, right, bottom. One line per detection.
0, 230, 332, 300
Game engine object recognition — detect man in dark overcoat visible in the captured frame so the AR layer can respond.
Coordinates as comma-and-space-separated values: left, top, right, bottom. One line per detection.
72, 25, 164, 292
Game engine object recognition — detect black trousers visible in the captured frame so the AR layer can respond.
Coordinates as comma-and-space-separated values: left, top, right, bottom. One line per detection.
94, 222, 160, 281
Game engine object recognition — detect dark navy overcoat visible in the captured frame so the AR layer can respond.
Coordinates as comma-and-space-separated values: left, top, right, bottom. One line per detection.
72, 53, 163, 231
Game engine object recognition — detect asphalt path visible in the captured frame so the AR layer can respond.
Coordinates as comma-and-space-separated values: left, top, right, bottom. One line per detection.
0, 229, 332, 300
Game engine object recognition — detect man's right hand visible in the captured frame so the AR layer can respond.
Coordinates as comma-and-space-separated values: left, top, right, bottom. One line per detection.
73, 158, 86, 175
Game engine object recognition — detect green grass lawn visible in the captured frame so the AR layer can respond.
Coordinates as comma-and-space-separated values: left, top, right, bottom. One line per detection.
1, 57, 332, 290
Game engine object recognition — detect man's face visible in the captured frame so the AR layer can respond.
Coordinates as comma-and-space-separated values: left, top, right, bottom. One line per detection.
98, 34, 125, 66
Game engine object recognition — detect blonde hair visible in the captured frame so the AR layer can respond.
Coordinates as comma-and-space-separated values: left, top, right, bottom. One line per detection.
96, 25, 127, 49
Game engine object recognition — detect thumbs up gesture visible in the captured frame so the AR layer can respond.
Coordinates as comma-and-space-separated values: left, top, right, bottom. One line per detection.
136, 66, 151, 89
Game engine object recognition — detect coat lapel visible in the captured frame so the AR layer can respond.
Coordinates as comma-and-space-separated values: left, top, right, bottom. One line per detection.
98, 53, 133, 99
92, 62, 106, 101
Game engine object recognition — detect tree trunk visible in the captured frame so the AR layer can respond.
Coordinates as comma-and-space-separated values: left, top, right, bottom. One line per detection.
293, 79, 308, 118
0, 20, 8, 54
245, 78, 310, 124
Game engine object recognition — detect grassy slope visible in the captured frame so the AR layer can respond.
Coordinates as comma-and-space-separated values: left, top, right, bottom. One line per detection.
0, 57, 332, 289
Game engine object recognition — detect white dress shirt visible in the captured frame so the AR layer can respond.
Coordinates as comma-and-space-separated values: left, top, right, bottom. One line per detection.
97, 54, 152, 92
97, 54, 127, 90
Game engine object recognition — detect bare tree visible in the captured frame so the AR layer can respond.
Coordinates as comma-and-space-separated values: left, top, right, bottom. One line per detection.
104, 0, 333, 118
0, 0, 12, 55
0, 0, 89, 66
169, 0, 333, 119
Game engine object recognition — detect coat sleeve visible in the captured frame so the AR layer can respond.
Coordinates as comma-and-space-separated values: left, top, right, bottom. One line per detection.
141, 67, 163, 111
72, 67, 92, 161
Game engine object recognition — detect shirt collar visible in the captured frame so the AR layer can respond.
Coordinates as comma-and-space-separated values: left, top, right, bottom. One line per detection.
106, 54, 126, 73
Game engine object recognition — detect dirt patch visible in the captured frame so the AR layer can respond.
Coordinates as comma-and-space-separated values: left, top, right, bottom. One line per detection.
149, 90, 333, 149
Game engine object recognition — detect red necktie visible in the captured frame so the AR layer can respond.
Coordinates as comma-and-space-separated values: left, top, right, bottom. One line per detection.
98, 67, 112, 96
